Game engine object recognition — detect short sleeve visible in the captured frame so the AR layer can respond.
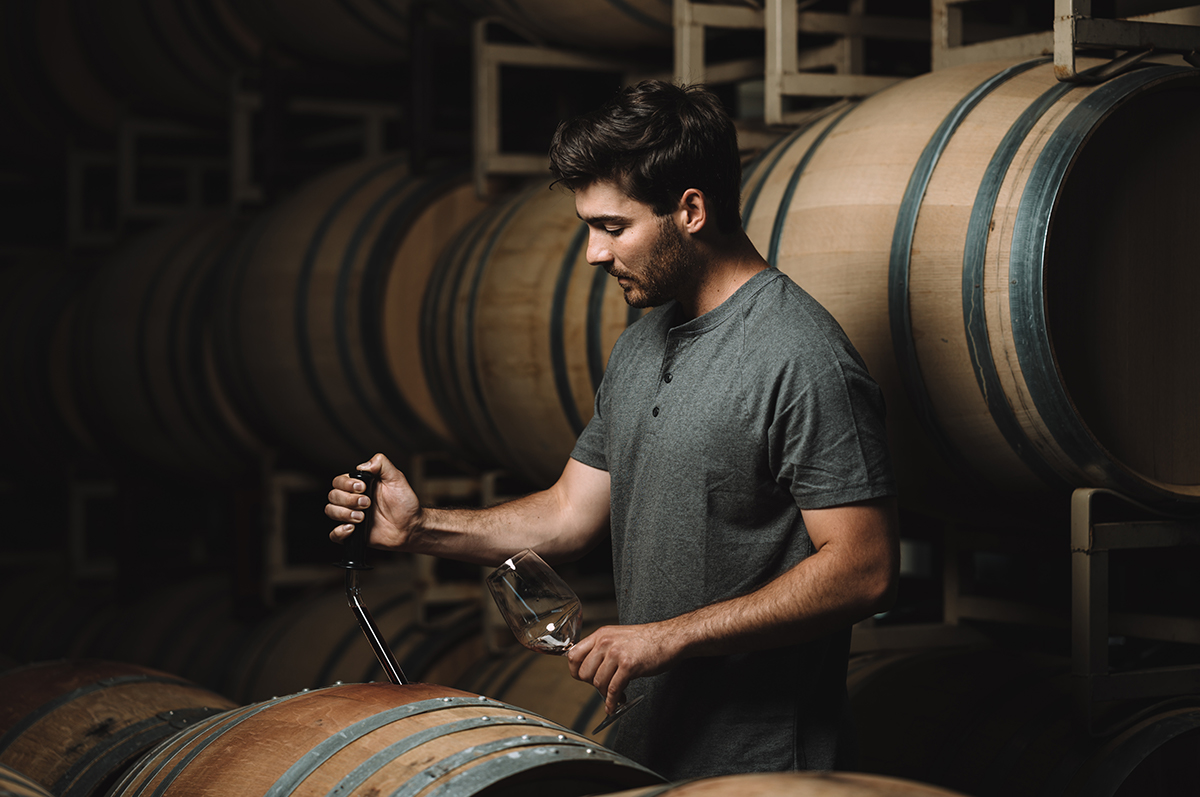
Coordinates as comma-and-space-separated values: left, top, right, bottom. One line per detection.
767, 320, 895, 510
570, 373, 609, 472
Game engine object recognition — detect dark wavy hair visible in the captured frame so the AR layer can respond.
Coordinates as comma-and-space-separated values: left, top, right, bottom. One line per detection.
548, 80, 742, 233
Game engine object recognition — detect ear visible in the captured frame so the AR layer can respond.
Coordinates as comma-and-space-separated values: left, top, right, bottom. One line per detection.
677, 188, 708, 234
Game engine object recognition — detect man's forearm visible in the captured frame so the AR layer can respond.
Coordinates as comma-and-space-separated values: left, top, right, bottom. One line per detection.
405, 459, 613, 566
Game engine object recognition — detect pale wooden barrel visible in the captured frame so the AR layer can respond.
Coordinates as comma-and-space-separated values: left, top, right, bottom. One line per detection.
0, 764, 55, 797
213, 157, 489, 473
224, 572, 483, 704
422, 181, 639, 487
847, 647, 1200, 797
742, 58, 1200, 509
479, 0, 672, 50
109, 682, 664, 796
0, 660, 236, 797
74, 213, 265, 480
600, 772, 968, 796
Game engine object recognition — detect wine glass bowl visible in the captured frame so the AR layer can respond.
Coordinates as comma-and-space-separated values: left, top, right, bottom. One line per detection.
486, 549, 581, 654
485, 549, 643, 733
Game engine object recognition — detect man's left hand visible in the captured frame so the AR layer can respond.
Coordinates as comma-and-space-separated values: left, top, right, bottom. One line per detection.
566, 623, 679, 715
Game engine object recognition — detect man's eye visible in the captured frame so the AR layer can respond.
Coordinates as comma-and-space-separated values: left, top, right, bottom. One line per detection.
606, 227, 623, 236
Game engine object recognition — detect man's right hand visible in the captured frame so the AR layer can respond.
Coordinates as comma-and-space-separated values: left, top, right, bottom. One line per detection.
326, 452, 421, 551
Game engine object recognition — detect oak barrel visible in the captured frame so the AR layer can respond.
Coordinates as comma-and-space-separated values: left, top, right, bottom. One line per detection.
109, 682, 664, 796
0, 258, 93, 473
72, 575, 249, 696
213, 157, 489, 473
455, 623, 613, 746
0, 660, 236, 797
846, 647, 1200, 796
599, 771, 968, 796
0, 764, 54, 797
224, 573, 482, 703
74, 212, 264, 480
742, 57, 1200, 508
422, 181, 638, 486
477, 0, 672, 50
63, 0, 259, 121
231, 0, 408, 65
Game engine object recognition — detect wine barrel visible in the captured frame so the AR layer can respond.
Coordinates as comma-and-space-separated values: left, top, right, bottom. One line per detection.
224, 572, 482, 703
0, 764, 54, 797
0, 660, 236, 797
109, 682, 664, 796
847, 647, 1200, 796
478, 0, 672, 51
74, 212, 265, 480
213, 157, 489, 473
422, 181, 639, 487
65, 0, 260, 121
0, 0, 122, 146
0, 571, 114, 665
599, 771, 969, 796
455, 626, 613, 746
231, 0, 408, 65
0, 257, 93, 473
72, 575, 250, 696
742, 57, 1200, 509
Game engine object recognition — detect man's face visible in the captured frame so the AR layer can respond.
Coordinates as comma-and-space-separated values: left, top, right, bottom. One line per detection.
574, 180, 697, 308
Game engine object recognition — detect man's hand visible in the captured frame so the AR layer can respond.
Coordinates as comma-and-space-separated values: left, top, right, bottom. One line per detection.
326, 452, 422, 551
566, 622, 682, 715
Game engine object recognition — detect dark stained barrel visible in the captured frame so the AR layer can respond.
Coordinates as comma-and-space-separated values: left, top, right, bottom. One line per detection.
0, 257, 94, 474
742, 57, 1200, 510
109, 682, 664, 796
847, 647, 1200, 797
73, 213, 265, 480
477, 0, 672, 50
0, 660, 236, 797
72, 575, 250, 696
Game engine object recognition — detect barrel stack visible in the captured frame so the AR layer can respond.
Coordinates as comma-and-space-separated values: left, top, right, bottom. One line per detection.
2, 2, 1200, 796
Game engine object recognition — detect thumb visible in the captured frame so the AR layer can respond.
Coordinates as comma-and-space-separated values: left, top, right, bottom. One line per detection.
358, 452, 397, 480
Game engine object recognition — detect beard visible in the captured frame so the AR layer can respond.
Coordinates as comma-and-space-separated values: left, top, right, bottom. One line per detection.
614, 215, 698, 309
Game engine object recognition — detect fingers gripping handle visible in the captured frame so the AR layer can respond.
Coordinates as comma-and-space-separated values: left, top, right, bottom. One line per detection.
337, 469, 376, 570
334, 467, 409, 685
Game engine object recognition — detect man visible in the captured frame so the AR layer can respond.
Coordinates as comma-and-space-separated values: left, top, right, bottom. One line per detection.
326, 80, 899, 780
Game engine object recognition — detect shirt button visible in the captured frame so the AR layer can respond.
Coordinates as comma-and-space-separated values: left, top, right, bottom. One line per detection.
652, 407, 660, 417
663, 372, 672, 383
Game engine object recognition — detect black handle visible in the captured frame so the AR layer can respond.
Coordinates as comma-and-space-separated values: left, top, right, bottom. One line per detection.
336, 469, 375, 570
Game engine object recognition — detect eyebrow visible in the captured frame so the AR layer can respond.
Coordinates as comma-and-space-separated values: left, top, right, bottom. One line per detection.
576, 212, 629, 224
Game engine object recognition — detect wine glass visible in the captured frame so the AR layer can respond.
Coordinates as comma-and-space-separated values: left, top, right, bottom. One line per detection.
485, 548, 644, 733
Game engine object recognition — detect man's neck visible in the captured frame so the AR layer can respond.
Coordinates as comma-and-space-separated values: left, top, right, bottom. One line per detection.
676, 233, 769, 320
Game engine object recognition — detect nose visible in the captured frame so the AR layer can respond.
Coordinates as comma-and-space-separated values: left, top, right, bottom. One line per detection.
585, 228, 612, 267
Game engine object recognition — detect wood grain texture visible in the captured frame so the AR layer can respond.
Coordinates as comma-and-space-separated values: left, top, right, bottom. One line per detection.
0, 660, 236, 797
111, 681, 663, 796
